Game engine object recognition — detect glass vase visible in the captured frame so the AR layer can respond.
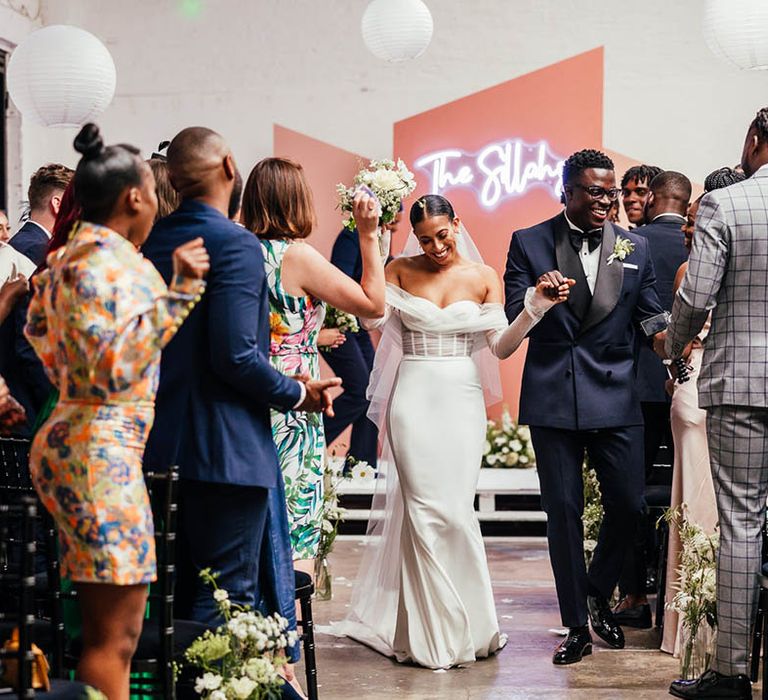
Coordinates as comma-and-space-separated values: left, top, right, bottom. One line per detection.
679, 621, 716, 680
314, 557, 332, 601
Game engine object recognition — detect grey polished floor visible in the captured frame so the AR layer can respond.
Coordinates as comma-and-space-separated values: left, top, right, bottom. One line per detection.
300, 537, 760, 700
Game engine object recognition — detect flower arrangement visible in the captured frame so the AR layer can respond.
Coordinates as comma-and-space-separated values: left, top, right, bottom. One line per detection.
323, 306, 360, 334
481, 408, 535, 468
184, 569, 298, 700
663, 505, 718, 678
336, 158, 416, 231
607, 235, 635, 265
582, 462, 603, 566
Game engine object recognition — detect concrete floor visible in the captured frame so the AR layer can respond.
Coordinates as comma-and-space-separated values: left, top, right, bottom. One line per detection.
301, 537, 761, 700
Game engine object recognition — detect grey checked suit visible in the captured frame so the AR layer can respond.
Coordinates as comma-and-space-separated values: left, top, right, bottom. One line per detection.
666, 166, 768, 676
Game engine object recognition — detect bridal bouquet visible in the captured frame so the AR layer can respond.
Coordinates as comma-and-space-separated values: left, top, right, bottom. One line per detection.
482, 408, 535, 469
336, 158, 416, 232
664, 505, 718, 679
323, 305, 360, 334
185, 569, 298, 700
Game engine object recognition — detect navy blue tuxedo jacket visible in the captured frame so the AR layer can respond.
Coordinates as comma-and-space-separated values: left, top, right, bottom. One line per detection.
142, 200, 301, 487
504, 212, 664, 430
330, 227, 375, 342
0, 221, 53, 431
633, 215, 689, 402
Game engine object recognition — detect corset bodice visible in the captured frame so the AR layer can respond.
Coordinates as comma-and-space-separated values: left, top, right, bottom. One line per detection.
401, 328, 475, 357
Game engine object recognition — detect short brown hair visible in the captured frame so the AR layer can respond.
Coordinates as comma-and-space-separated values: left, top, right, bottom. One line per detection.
148, 158, 180, 221
242, 158, 314, 240
28, 163, 74, 211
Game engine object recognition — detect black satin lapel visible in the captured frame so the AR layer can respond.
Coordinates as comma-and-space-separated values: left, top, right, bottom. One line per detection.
554, 214, 590, 321
580, 221, 624, 334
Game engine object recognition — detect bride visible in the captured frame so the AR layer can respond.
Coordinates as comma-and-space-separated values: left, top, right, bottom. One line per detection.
333, 194, 573, 669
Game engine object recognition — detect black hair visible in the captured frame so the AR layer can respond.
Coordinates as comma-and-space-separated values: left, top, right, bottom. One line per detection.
752, 107, 768, 143
409, 194, 455, 229
620, 164, 663, 189
73, 123, 144, 222
562, 149, 614, 187
649, 170, 692, 200
704, 166, 747, 192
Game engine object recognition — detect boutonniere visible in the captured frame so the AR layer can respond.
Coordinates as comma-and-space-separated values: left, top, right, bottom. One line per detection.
607, 235, 635, 265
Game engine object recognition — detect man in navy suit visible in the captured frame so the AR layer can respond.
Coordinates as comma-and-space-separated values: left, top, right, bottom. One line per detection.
0, 164, 72, 432
141, 127, 339, 628
615, 171, 691, 627
505, 149, 664, 665
320, 210, 401, 467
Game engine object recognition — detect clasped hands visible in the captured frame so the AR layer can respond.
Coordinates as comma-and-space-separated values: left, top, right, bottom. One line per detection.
293, 374, 342, 416
535, 270, 576, 302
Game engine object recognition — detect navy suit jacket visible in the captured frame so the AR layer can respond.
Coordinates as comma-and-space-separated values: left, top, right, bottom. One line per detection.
633, 215, 689, 402
141, 200, 302, 488
504, 212, 664, 430
330, 227, 372, 343
0, 221, 53, 431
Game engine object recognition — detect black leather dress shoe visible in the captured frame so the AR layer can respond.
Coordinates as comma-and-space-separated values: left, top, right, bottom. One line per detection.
552, 627, 592, 665
668, 669, 751, 699
587, 595, 625, 649
612, 601, 652, 629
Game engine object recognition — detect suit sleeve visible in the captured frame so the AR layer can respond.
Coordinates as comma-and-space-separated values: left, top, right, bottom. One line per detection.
15, 292, 54, 402
504, 231, 536, 323
330, 231, 360, 279
207, 234, 301, 410
665, 194, 725, 358
632, 237, 664, 338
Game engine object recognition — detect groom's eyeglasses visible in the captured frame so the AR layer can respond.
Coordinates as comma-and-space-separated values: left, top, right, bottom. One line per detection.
569, 184, 621, 201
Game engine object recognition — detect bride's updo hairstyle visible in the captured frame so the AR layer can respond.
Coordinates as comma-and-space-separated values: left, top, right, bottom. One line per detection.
409, 194, 455, 229
73, 123, 144, 223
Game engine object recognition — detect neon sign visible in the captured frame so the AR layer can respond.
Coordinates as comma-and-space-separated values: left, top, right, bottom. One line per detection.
415, 139, 565, 208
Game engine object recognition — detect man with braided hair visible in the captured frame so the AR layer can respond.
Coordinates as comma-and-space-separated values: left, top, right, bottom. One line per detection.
505, 148, 665, 665
621, 163, 664, 227
666, 109, 768, 699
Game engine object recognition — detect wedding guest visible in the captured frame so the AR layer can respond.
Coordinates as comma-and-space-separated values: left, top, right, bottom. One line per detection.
241, 157, 385, 570
621, 164, 663, 227
607, 199, 620, 224
666, 109, 768, 700
320, 207, 402, 467
505, 149, 665, 665
615, 171, 691, 627
147, 157, 180, 221
24, 123, 209, 700
0, 163, 73, 433
660, 166, 745, 658
141, 130, 340, 628
0, 209, 10, 242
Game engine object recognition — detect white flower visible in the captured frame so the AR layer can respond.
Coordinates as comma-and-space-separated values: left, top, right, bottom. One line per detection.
486, 454, 497, 466
195, 672, 223, 693
517, 426, 531, 441
505, 453, 519, 467
483, 440, 491, 455
371, 169, 404, 192
210, 692, 226, 700
510, 440, 523, 452
213, 589, 229, 603
494, 436, 506, 446
227, 676, 258, 699
351, 462, 374, 481
518, 455, 529, 465
321, 519, 335, 534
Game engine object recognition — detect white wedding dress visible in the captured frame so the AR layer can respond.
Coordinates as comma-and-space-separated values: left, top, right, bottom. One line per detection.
332, 281, 550, 669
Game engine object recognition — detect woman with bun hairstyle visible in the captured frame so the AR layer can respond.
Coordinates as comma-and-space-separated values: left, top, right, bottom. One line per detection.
24, 124, 209, 699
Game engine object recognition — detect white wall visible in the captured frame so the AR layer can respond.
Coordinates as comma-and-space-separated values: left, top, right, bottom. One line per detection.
7, 0, 768, 218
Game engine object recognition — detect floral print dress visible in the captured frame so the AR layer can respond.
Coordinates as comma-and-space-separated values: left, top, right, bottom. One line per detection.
262, 238, 326, 560
24, 223, 204, 585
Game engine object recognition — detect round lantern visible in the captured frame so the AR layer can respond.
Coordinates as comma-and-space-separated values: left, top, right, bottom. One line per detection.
703, 0, 768, 70
7, 25, 117, 128
362, 0, 434, 63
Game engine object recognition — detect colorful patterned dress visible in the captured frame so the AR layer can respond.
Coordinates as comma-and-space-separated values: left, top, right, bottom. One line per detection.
24, 223, 204, 585
262, 238, 326, 560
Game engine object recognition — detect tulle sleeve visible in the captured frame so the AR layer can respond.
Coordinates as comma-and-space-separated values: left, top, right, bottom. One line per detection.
486, 287, 556, 359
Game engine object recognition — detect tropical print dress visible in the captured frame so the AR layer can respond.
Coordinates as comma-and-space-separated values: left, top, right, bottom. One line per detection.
24, 222, 204, 584
262, 238, 326, 560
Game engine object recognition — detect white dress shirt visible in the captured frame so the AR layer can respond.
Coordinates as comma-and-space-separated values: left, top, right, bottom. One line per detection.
564, 211, 601, 295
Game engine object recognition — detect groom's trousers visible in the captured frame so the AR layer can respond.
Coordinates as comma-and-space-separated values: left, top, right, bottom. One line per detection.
707, 405, 768, 677
530, 425, 645, 628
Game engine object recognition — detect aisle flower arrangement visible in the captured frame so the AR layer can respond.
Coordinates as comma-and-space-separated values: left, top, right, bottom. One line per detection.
664, 505, 719, 679
185, 569, 298, 700
481, 408, 535, 469
336, 158, 416, 232
582, 462, 603, 566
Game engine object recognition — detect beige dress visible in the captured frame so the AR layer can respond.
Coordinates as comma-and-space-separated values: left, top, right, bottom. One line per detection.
661, 318, 718, 655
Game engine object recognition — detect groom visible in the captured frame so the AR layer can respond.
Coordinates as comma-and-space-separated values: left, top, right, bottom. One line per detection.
504, 149, 664, 665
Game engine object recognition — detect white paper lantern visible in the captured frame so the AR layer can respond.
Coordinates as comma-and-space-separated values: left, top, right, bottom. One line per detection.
362, 0, 434, 63
7, 25, 117, 128
703, 0, 768, 70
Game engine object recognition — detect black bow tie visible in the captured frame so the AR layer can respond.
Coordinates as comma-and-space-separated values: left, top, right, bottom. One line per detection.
569, 228, 602, 253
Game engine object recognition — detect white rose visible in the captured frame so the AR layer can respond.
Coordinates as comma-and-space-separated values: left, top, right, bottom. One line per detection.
371, 169, 403, 192
517, 426, 531, 441
194, 672, 223, 693
506, 452, 519, 466
510, 440, 523, 452
228, 676, 258, 699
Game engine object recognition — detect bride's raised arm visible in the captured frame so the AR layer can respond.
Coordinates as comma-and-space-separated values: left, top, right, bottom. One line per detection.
487, 271, 574, 359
